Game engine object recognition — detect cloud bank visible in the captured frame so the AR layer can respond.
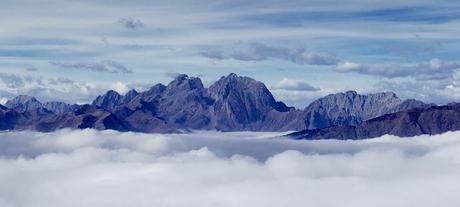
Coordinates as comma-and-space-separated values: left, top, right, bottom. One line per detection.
0, 129, 460, 207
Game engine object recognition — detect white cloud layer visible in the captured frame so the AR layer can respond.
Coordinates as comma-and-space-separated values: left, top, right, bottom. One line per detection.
0, 129, 460, 207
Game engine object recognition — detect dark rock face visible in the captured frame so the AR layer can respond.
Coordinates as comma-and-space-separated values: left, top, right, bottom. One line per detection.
289, 104, 460, 140
302, 91, 432, 129
208, 73, 296, 131
0, 73, 440, 135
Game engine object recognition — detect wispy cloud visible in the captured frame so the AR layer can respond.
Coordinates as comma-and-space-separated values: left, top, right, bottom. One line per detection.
201, 43, 340, 66
50, 60, 133, 74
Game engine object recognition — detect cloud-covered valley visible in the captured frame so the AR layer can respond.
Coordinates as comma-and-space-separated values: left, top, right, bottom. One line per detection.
0, 129, 459, 207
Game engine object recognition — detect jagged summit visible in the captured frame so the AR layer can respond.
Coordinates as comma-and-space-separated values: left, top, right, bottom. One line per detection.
167, 74, 204, 92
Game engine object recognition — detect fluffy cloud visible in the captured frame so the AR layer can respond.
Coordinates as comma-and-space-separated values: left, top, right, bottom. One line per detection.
272, 78, 320, 91
0, 129, 459, 207
117, 17, 145, 29
336, 59, 460, 81
50, 60, 133, 74
201, 43, 340, 66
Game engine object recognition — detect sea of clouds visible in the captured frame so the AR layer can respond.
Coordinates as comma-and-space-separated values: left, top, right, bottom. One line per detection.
0, 129, 460, 207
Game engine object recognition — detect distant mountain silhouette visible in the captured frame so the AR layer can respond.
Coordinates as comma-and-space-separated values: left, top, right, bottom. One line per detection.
0, 73, 443, 139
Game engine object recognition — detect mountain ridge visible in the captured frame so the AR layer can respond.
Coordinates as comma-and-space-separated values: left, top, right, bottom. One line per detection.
0, 73, 439, 138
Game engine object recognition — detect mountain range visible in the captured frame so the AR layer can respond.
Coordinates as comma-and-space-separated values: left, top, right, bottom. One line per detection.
1, 73, 453, 139
288, 103, 460, 140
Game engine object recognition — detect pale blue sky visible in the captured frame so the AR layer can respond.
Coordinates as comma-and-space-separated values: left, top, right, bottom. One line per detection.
1, 0, 460, 107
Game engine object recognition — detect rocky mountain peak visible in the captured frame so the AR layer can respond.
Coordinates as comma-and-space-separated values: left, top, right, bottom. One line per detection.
0, 73, 435, 135
5, 95, 43, 112
6, 95, 40, 105
138, 84, 166, 102
207, 73, 288, 130
92, 90, 124, 110
344, 90, 358, 97
125, 89, 138, 96
5, 95, 76, 114
209, 73, 271, 100
167, 74, 204, 92
106, 90, 122, 97
123, 89, 139, 103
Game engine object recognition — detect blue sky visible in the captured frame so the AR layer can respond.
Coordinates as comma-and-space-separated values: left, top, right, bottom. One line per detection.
1, 0, 460, 107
